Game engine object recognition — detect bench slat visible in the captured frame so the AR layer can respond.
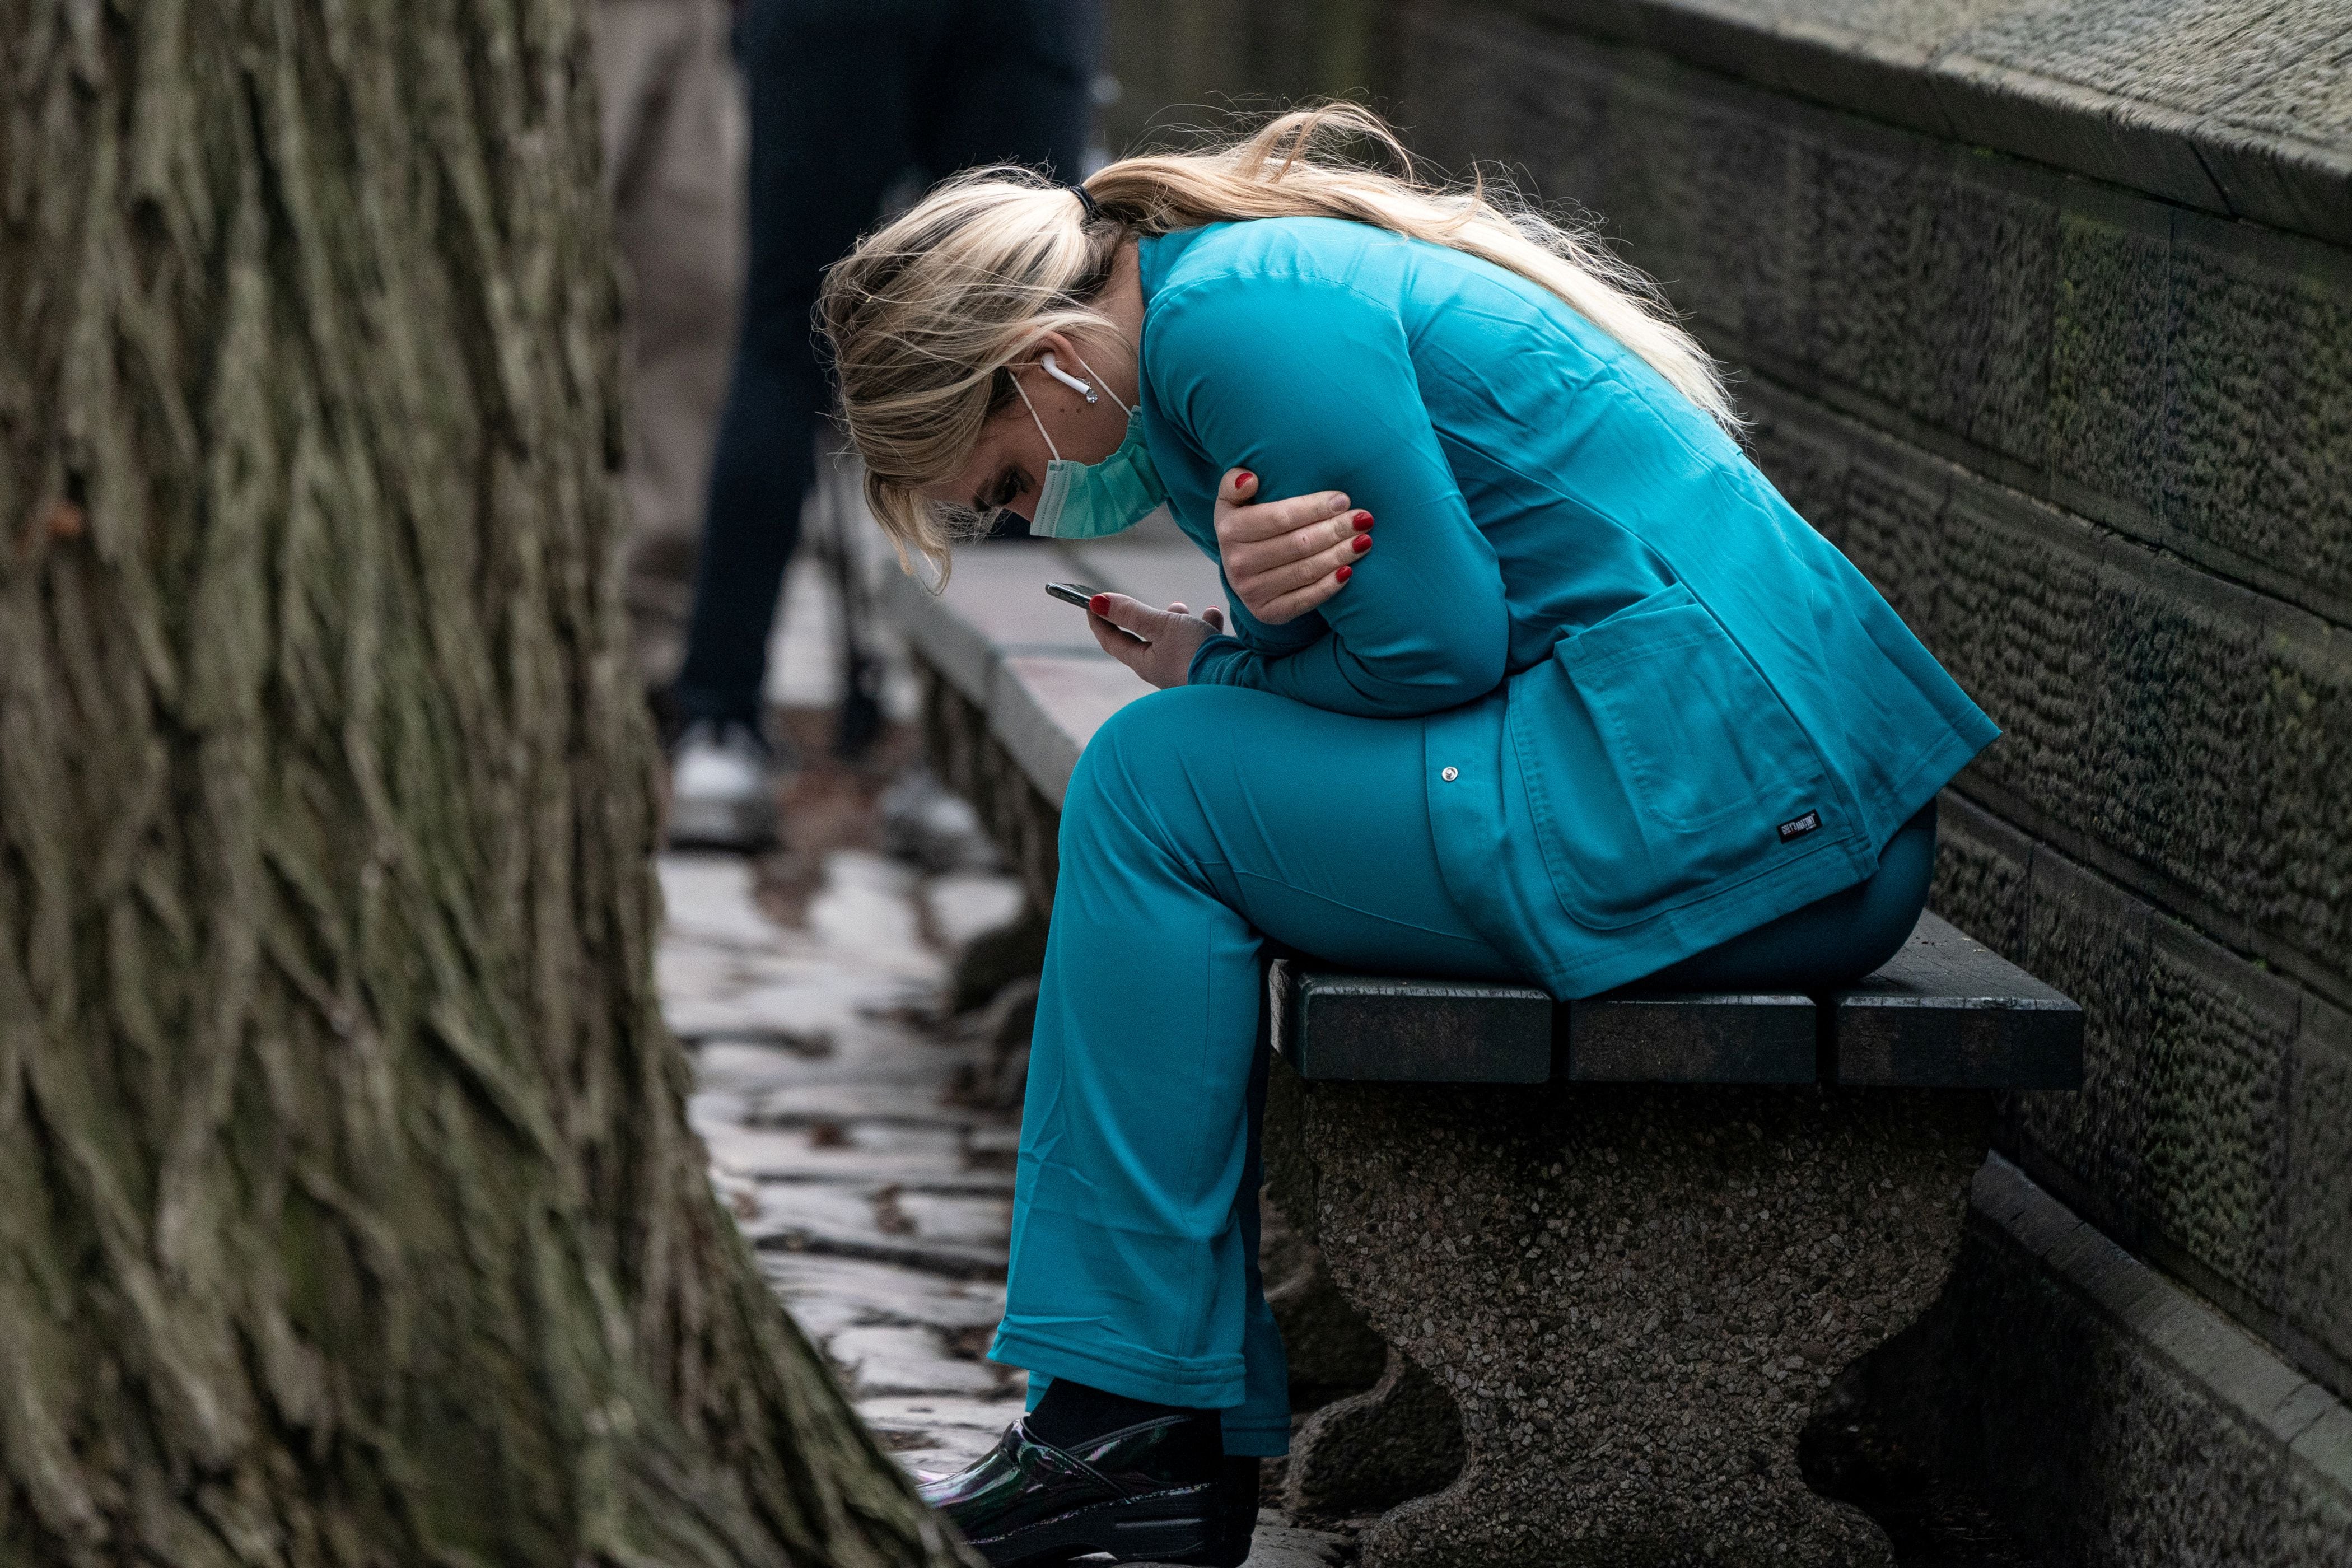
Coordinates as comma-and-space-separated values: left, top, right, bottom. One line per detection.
1564, 992, 1816, 1083
1268, 964, 1552, 1084
1267, 914, 2085, 1089
1827, 912, 2084, 1088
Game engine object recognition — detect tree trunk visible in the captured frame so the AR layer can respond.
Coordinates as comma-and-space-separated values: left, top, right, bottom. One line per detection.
0, 4, 965, 1564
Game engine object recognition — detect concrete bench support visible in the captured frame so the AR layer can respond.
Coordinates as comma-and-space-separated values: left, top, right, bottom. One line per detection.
1264, 918, 2078, 1564
1273, 1071, 1987, 1568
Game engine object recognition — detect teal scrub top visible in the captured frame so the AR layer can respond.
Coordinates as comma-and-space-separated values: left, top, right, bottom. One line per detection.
1135, 218, 1999, 997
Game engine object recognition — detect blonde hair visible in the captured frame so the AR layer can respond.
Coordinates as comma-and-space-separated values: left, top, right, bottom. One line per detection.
819, 103, 1737, 579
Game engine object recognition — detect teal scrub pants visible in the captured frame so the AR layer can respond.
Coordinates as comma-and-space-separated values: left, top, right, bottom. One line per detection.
992, 685, 1934, 1457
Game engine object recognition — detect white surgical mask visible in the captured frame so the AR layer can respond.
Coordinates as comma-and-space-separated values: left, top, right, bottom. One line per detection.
1011, 350, 1168, 540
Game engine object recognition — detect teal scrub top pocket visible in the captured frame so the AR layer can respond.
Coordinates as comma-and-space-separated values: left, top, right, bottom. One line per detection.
1509, 583, 1845, 931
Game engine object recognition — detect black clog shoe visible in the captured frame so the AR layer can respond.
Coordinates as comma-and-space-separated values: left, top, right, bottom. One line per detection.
918, 1415, 1244, 1566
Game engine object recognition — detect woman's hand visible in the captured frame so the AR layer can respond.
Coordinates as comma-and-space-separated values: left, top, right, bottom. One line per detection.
1087, 594, 1226, 689
1213, 468, 1373, 626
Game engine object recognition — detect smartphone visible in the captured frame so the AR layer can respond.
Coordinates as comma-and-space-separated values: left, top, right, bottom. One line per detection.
1049, 580, 1149, 645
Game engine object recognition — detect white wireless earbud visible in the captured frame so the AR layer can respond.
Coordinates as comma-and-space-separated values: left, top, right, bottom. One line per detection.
1039, 351, 1099, 404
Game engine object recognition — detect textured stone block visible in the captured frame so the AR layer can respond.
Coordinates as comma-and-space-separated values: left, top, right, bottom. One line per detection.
1938, 1156, 2352, 1568
1995, 840, 2316, 1356
1689, 93, 1814, 354
2197, 7, 2352, 150
2010, 848, 2154, 1231
1494, 0, 2352, 245
2281, 1431, 2352, 1568
2261, 615, 2352, 963
1798, 129, 1928, 415
2088, 1322, 2294, 1565
1746, 388, 1857, 549
1816, 422, 1957, 634
1405, 9, 2352, 613
2138, 919, 2299, 1306
1928, 46, 2233, 214
1916, 484, 2104, 815
2047, 182, 2172, 520
2288, 997, 2352, 1379
2168, 216, 2352, 605
2075, 551, 2275, 916
1398, 7, 1602, 200
1809, 142, 2062, 463
1929, 789, 2035, 957
1945, 0, 2351, 127
2163, 226, 2300, 564
1963, 1230, 2290, 1566
1943, 155, 2060, 463
1287, 1077, 1988, 1567
1813, 409, 2352, 982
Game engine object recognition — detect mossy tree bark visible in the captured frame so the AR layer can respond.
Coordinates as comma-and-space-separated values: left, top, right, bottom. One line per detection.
0, 4, 965, 1564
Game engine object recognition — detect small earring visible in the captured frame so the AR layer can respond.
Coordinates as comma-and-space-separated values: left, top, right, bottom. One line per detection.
1039, 351, 1099, 405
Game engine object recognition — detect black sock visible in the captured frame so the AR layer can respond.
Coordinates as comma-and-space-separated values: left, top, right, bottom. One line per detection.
1026, 1378, 1211, 1449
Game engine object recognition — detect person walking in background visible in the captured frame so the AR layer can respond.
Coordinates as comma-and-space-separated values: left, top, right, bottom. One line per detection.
667, 0, 1100, 850
594, 0, 745, 706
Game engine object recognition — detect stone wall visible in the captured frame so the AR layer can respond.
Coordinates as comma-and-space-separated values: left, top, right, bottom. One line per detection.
1098, 0, 1397, 154
1392, 3, 2350, 1558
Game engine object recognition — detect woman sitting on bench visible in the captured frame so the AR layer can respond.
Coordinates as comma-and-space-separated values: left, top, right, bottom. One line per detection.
816, 105, 1997, 1566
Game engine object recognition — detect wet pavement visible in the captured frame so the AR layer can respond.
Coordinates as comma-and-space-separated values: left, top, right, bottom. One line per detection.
663, 841, 1030, 1475
656, 771, 1354, 1568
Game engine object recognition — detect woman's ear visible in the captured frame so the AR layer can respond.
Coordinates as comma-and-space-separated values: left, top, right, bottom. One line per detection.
1012, 330, 1076, 374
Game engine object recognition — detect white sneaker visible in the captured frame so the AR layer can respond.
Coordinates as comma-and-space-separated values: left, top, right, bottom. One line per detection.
668, 720, 780, 851
878, 767, 1000, 874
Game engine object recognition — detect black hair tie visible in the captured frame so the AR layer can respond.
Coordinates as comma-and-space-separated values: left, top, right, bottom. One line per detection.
1068, 183, 1101, 222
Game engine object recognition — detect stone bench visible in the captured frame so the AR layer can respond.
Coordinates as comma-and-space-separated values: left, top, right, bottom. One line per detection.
1262, 926, 2080, 1567
883, 524, 2086, 1568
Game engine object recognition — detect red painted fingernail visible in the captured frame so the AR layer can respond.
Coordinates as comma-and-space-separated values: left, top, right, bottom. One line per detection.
1234, 470, 1255, 489
1089, 594, 1110, 615
1334, 564, 1352, 583
1351, 534, 1373, 553
1352, 511, 1373, 530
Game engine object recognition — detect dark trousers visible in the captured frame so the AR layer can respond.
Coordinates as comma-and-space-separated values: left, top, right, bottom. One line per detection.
674, 0, 1096, 724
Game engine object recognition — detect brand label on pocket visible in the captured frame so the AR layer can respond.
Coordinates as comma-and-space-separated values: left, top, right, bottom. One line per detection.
1776, 809, 1822, 844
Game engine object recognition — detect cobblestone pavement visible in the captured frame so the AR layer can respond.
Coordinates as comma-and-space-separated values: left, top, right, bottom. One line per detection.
657, 823, 1350, 1568
662, 842, 1029, 1474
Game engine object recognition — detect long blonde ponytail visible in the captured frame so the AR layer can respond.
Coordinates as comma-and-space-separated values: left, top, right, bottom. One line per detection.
820, 103, 1737, 579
